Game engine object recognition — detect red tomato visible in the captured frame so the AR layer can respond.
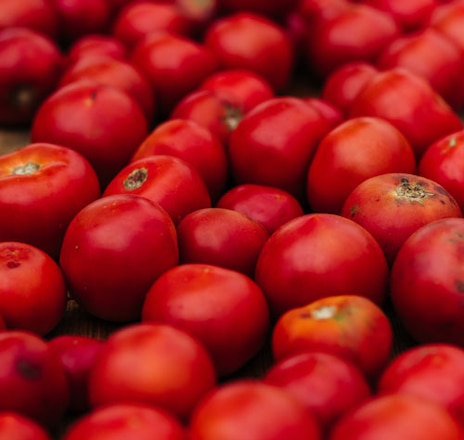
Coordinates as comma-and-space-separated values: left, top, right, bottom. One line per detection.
329, 394, 464, 440
89, 323, 217, 420
142, 263, 269, 376
0, 27, 64, 126
254, 213, 389, 317
0, 242, 67, 335
59, 194, 179, 322
0, 142, 100, 258
341, 172, 462, 264
429, 1, 464, 55
48, 335, 104, 413
348, 67, 463, 158
228, 97, 331, 201
30, 81, 148, 187
390, 217, 464, 345
103, 155, 211, 225
130, 32, 218, 116
176, 207, 268, 276
131, 119, 228, 202
418, 130, 464, 212
203, 12, 294, 92
188, 380, 322, 440
306, 116, 416, 214
62, 403, 186, 440
0, 412, 52, 440
272, 295, 393, 381
263, 351, 372, 434
301, 97, 344, 132
0, 330, 69, 428
378, 343, 464, 426
216, 183, 304, 234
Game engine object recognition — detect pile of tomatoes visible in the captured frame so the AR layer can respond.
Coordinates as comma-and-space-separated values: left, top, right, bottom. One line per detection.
2, 0, 464, 438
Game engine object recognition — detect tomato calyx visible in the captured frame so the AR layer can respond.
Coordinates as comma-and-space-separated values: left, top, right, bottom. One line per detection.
11, 162, 40, 175
395, 178, 434, 204
123, 167, 148, 190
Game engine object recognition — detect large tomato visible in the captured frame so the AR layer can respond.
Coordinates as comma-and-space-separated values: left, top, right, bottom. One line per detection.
254, 213, 389, 317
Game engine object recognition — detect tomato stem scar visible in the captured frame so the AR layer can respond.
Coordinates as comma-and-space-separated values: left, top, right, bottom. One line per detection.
11, 162, 40, 175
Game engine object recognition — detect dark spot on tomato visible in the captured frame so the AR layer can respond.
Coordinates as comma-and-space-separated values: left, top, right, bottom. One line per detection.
16, 358, 41, 380
349, 205, 359, 217
455, 280, 464, 293
6, 261, 20, 269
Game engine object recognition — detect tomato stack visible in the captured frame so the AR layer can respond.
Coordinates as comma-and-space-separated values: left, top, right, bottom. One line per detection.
1, 0, 464, 438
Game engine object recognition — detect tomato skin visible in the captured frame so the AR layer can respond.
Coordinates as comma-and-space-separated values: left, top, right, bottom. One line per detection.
188, 380, 322, 440
254, 213, 388, 317
0, 242, 67, 335
390, 217, 464, 346
271, 295, 393, 381
103, 155, 212, 225
176, 208, 269, 277
0, 142, 100, 258
59, 194, 179, 322
142, 263, 270, 376
0, 412, 52, 440
341, 172, 462, 265
263, 351, 372, 434
418, 130, 464, 212
329, 394, 464, 440
429, 1, 464, 55
306, 116, 416, 214
62, 403, 186, 440
89, 323, 217, 421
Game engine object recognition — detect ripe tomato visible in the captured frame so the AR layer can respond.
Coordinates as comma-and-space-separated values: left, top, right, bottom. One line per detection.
188, 380, 322, 440
263, 351, 372, 434
88, 323, 217, 420
272, 295, 393, 381
329, 394, 464, 440
429, 1, 464, 55
254, 213, 389, 317
390, 217, 464, 345
62, 403, 186, 440
142, 263, 270, 376
0, 142, 100, 258
176, 208, 269, 277
306, 116, 416, 214
418, 130, 464, 212
0, 242, 67, 335
378, 343, 464, 426
0, 412, 52, 440
103, 155, 211, 225
59, 194, 179, 322
341, 172, 462, 265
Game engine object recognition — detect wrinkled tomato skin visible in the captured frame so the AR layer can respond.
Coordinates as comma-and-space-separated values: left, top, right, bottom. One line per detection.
390, 217, 464, 346
341, 172, 462, 265
254, 213, 389, 318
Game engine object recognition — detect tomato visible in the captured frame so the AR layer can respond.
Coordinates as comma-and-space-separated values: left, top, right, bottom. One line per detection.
348, 67, 463, 159
429, 1, 464, 55
30, 81, 148, 187
378, 343, 464, 426
48, 335, 104, 413
176, 208, 269, 277
263, 351, 372, 434
63, 403, 186, 440
306, 116, 416, 214
0, 412, 52, 440
0, 142, 100, 258
59, 194, 179, 322
88, 323, 217, 420
0, 242, 67, 335
188, 380, 322, 440
272, 295, 393, 381
0, 27, 64, 126
341, 172, 462, 265
228, 96, 331, 201
0, 330, 69, 428
203, 12, 294, 92
142, 263, 270, 376
301, 97, 344, 132
390, 217, 464, 345
254, 213, 389, 317
329, 394, 464, 440
103, 155, 211, 225
418, 130, 464, 212
216, 183, 304, 234
131, 119, 229, 202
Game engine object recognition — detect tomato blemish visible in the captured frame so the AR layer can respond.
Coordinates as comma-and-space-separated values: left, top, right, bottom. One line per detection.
123, 167, 148, 190
16, 358, 41, 380
395, 178, 434, 204
11, 162, 40, 175
455, 280, 464, 293
311, 305, 337, 320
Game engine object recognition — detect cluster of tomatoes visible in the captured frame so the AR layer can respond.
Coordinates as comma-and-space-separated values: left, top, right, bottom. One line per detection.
2, 0, 464, 438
